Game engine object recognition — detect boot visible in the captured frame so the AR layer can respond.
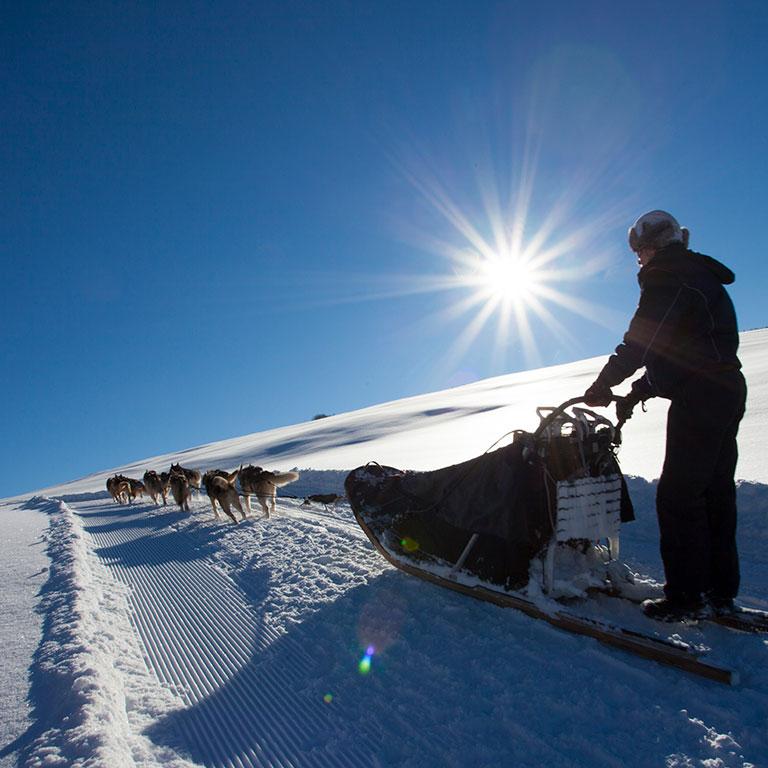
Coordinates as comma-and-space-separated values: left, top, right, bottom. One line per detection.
708, 595, 736, 616
642, 596, 707, 622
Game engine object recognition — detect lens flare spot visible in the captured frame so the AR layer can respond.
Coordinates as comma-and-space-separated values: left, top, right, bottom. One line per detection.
401, 537, 420, 552
357, 588, 405, 655
323, 693, 333, 704
358, 647, 375, 675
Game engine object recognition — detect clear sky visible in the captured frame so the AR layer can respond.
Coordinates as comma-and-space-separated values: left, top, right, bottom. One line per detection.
2, 0, 767, 498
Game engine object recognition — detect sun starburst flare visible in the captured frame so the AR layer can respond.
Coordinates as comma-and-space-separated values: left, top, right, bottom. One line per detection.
277, 141, 628, 376
382, 144, 627, 372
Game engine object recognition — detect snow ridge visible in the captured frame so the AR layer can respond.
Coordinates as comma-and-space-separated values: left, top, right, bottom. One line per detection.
23, 497, 193, 768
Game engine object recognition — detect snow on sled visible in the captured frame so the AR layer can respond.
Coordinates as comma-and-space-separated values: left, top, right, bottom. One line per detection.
345, 398, 737, 685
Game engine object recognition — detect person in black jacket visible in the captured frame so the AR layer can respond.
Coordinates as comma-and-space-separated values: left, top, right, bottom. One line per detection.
583, 210, 747, 621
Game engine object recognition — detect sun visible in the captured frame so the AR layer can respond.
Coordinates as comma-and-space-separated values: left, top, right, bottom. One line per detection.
473, 252, 541, 305
379, 146, 623, 372
321, 140, 622, 374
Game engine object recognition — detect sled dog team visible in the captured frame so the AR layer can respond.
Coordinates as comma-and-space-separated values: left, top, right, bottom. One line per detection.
106, 463, 300, 525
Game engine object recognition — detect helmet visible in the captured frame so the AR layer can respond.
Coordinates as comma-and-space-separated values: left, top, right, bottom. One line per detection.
628, 210, 688, 252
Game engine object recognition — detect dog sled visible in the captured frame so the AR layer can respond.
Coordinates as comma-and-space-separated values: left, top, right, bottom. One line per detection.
346, 397, 634, 596
345, 398, 753, 684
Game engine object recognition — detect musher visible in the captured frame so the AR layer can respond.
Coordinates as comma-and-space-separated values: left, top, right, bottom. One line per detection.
583, 210, 747, 621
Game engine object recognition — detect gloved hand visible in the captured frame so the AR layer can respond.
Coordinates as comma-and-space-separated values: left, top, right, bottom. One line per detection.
615, 393, 640, 423
583, 381, 613, 407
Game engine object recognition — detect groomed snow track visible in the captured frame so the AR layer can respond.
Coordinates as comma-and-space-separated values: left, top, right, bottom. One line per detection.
78, 498, 375, 768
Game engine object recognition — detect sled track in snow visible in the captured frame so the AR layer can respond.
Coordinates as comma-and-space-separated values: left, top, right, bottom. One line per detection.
79, 499, 375, 768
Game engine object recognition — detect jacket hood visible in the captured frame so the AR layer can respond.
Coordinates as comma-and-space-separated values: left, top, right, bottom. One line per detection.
645, 243, 735, 285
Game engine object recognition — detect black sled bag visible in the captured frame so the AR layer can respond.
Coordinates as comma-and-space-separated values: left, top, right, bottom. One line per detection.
346, 442, 552, 589
346, 435, 634, 590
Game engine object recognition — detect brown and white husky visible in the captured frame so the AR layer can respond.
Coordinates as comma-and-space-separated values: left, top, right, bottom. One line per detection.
239, 465, 299, 518
125, 477, 145, 504
169, 462, 202, 490
169, 470, 191, 512
106, 474, 130, 504
202, 468, 245, 524
143, 470, 167, 506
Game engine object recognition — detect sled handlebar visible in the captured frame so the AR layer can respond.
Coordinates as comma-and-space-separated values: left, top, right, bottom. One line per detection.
533, 396, 626, 442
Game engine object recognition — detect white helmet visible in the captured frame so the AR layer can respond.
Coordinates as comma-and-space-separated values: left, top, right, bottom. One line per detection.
628, 210, 688, 252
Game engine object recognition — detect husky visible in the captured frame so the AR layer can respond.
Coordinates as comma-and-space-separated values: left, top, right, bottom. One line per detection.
116, 479, 131, 504
106, 474, 130, 504
106, 475, 119, 502
202, 469, 228, 514
143, 470, 167, 506
169, 470, 191, 512
302, 493, 344, 510
239, 465, 299, 518
125, 478, 145, 504
202, 468, 244, 524
169, 462, 202, 490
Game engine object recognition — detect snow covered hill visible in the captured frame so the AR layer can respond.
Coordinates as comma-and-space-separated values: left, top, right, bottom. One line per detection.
21, 328, 768, 501
1, 329, 767, 767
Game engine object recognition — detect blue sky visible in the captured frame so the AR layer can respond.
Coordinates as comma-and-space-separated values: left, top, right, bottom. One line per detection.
2, 1, 767, 498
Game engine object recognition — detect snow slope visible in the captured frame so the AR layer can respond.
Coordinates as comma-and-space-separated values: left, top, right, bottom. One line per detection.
2, 328, 767, 767
23, 328, 768, 503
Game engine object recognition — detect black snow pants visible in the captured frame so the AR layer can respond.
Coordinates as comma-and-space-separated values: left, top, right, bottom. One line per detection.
656, 369, 747, 602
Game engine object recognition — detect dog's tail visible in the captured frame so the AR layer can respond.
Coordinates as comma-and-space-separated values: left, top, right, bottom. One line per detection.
226, 464, 242, 485
271, 471, 299, 487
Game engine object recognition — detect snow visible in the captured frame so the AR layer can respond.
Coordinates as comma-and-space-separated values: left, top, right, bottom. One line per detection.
1, 328, 767, 767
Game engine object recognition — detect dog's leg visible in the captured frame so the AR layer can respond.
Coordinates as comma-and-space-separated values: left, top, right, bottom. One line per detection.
243, 493, 251, 516
221, 499, 238, 524
258, 495, 269, 519
235, 496, 245, 522
209, 497, 220, 519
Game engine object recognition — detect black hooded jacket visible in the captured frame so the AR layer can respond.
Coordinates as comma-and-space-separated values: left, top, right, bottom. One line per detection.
595, 242, 741, 399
